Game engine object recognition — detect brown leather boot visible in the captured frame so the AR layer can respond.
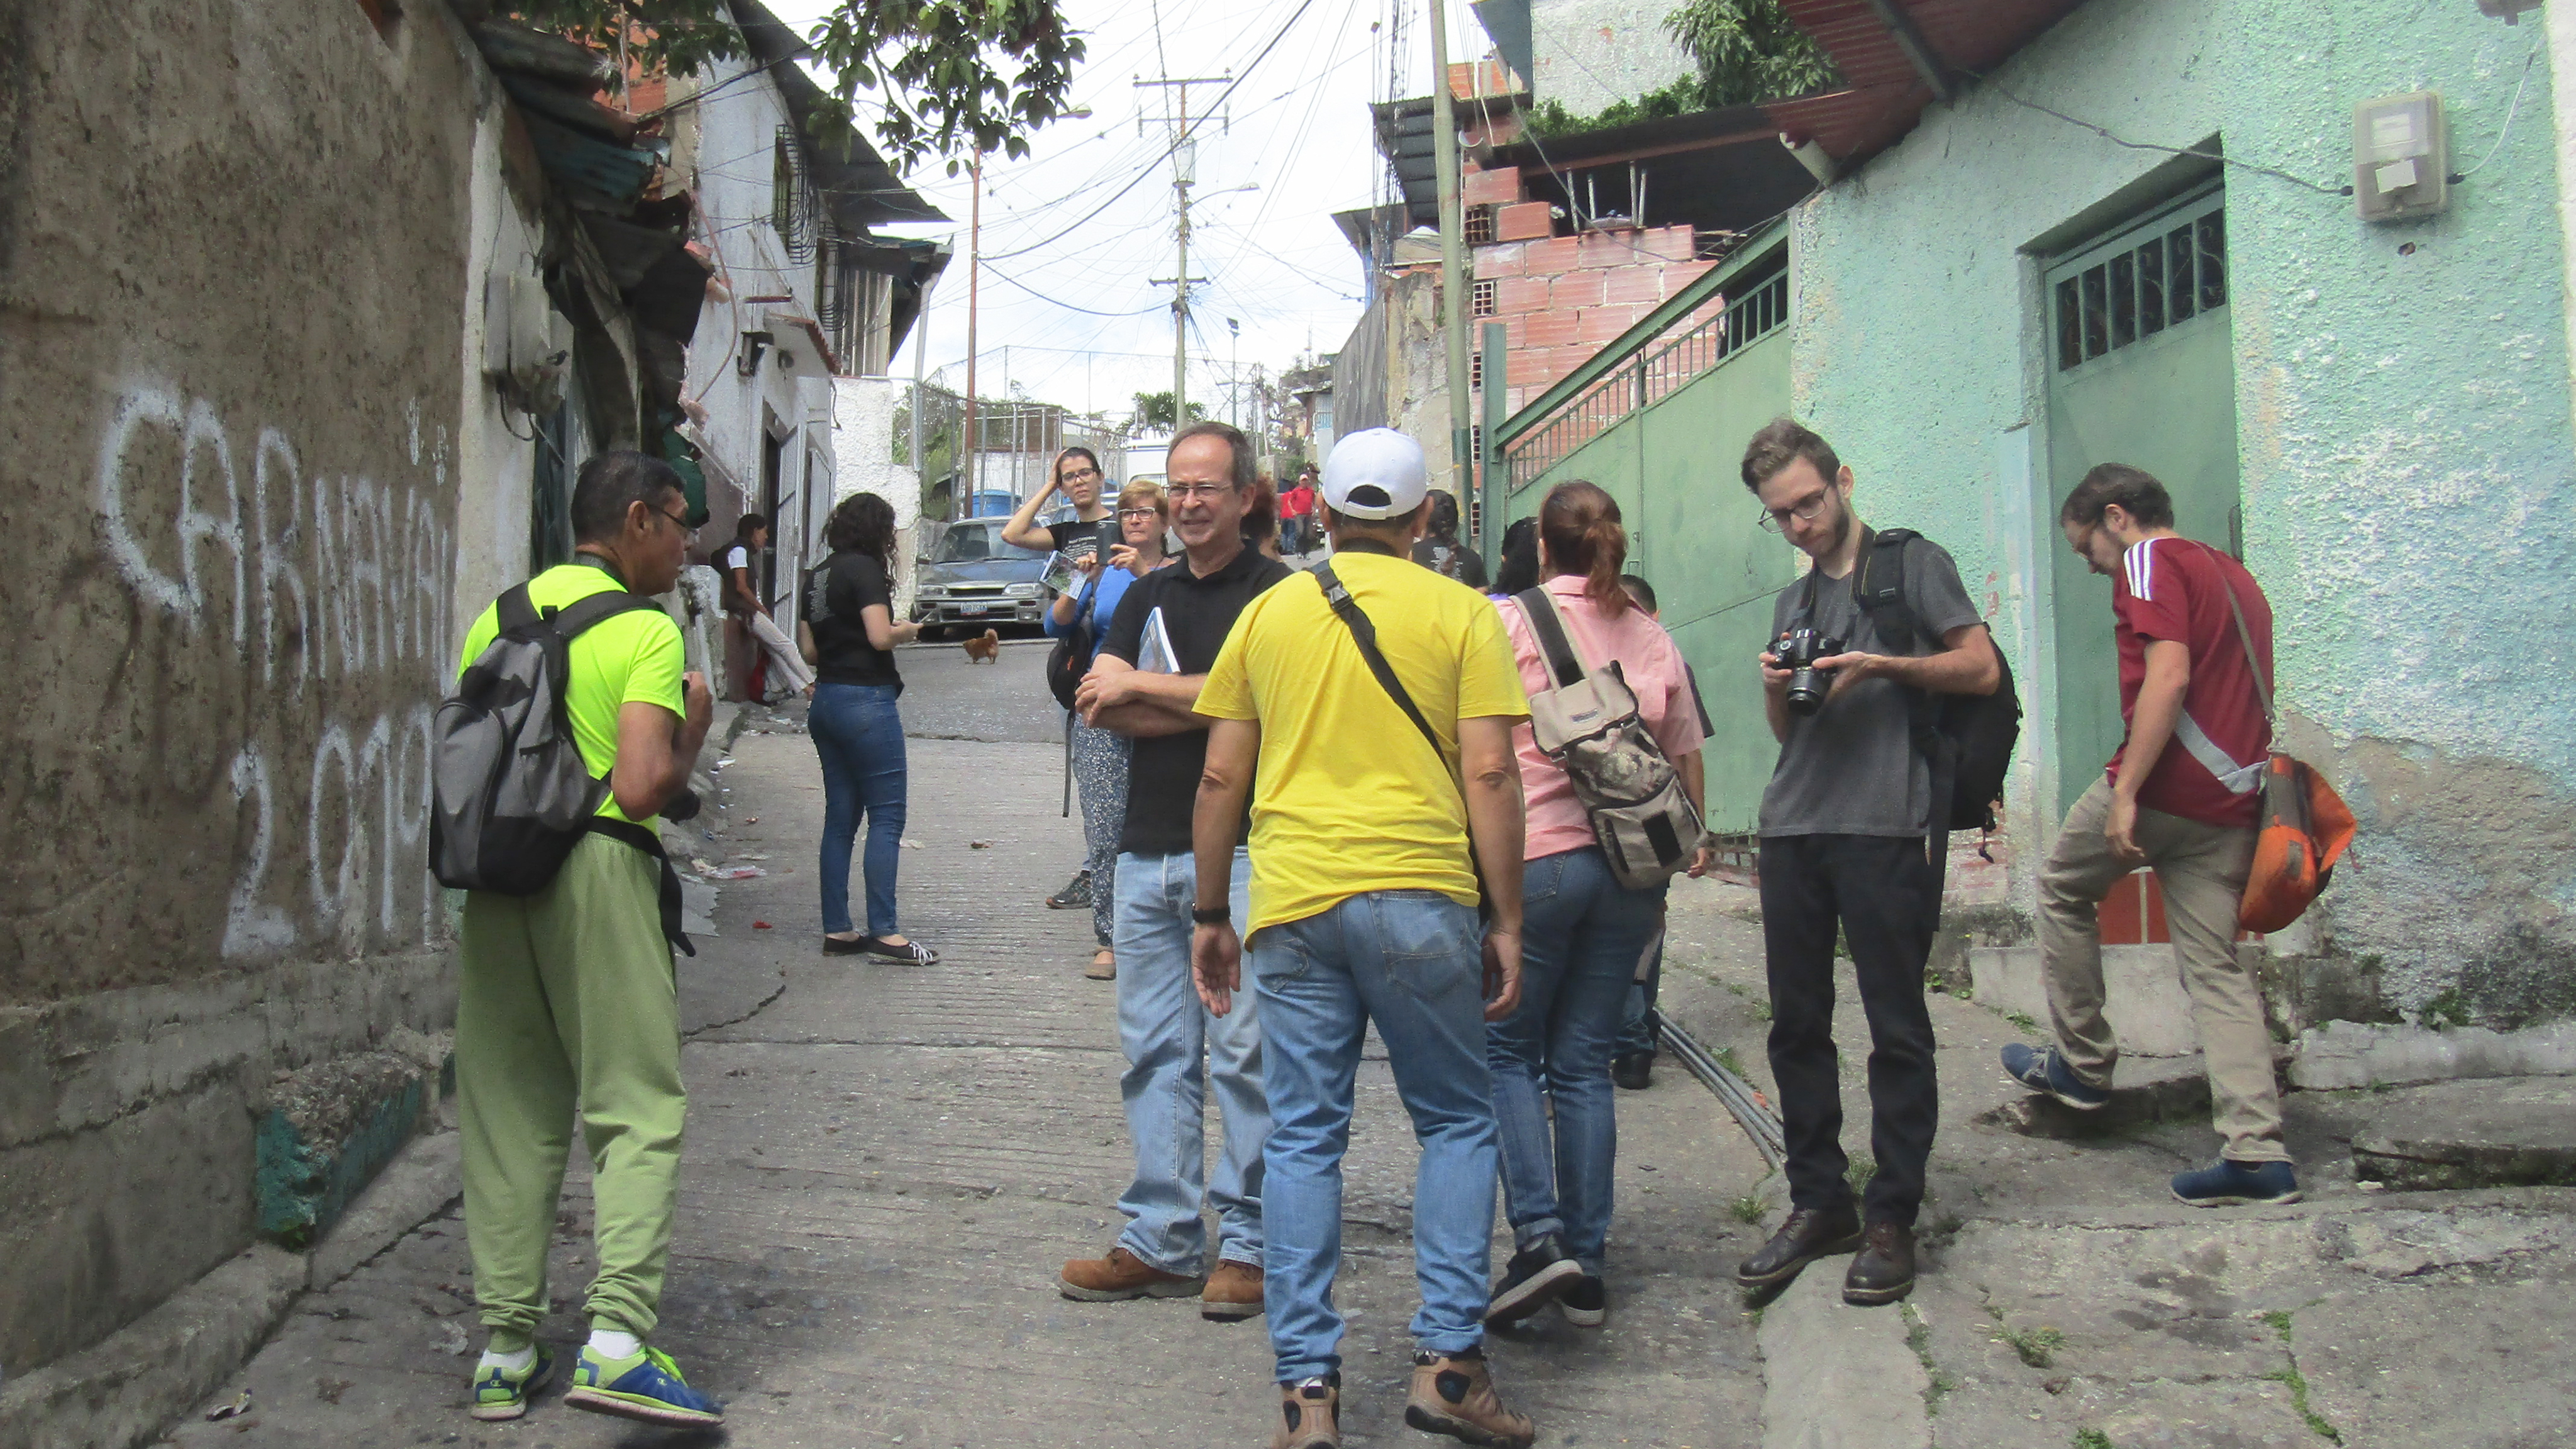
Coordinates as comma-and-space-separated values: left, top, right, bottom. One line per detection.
1057, 1246, 1202, 1301
1269, 1375, 1340, 1449
1735, 1203, 1863, 1289
1202, 1258, 1265, 1321
1404, 1350, 1534, 1448
1842, 1221, 1917, 1306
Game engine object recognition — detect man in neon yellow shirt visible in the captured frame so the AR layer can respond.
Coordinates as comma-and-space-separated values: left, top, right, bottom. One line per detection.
1191, 428, 1538, 1449
452, 452, 719, 1428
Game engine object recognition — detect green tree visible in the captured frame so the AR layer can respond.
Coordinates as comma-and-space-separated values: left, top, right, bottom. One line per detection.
503, 0, 1082, 173
1663, 0, 1837, 108
1129, 391, 1206, 432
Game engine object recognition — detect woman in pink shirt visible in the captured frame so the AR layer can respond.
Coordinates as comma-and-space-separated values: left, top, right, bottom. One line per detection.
1482, 480, 1711, 1330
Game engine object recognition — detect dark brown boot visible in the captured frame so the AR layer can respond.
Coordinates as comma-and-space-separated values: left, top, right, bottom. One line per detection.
1404, 1351, 1533, 1448
1842, 1221, 1917, 1305
1269, 1375, 1340, 1449
1735, 1204, 1863, 1288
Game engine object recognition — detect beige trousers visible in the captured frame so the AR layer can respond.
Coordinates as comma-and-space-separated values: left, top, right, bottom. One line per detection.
2038, 777, 2285, 1163
745, 609, 814, 696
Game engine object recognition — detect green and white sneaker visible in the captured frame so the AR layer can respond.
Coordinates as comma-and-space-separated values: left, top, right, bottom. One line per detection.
468, 1343, 554, 1421
563, 1343, 724, 1427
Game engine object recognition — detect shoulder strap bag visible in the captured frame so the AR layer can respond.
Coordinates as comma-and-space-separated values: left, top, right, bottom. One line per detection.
2192, 544, 2355, 933
1511, 586, 1703, 889
1311, 561, 1491, 922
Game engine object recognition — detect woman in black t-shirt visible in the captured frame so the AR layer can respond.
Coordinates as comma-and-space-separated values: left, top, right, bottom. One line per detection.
799, 492, 936, 964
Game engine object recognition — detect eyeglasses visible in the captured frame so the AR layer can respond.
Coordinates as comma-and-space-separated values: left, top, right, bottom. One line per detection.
1166, 482, 1237, 502
1062, 467, 1102, 483
1117, 506, 1161, 519
655, 505, 697, 543
1756, 491, 1831, 533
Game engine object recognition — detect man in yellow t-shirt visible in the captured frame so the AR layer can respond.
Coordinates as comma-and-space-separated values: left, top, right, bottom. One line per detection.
452, 452, 721, 1430
1189, 428, 1537, 1449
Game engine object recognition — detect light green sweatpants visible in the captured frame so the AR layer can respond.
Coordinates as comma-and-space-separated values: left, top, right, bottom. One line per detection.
457, 831, 686, 1343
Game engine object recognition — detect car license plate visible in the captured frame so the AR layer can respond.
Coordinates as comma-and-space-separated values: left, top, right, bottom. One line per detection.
960, 604, 987, 616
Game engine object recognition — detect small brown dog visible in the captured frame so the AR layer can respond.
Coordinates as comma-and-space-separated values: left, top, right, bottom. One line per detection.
961, 628, 1001, 664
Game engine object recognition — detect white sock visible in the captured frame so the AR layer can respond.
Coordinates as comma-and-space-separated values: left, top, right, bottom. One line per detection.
588, 1327, 643, 1360
478, 1344, 536, 1374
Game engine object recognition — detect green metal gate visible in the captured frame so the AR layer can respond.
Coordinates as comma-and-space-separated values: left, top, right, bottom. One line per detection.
2043, 183, 2243, 816
1501, 244, 1794, 833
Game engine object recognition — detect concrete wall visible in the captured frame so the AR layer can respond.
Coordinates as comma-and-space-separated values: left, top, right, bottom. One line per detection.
1526, 0, 1696, 114
1786, 0, 2574, 1028
0, 1, 482, 1376
831, 375, 922, 612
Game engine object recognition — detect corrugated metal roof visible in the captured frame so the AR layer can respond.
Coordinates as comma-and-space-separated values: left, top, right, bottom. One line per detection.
1760, 0, 2085, 172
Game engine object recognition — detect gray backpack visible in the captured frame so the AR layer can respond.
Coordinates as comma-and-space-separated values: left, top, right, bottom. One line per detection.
431, 584, 659, 897
1513, 587, 1704, 889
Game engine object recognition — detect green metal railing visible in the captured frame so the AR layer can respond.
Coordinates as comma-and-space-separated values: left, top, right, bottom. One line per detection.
1503, 262, 1788, 495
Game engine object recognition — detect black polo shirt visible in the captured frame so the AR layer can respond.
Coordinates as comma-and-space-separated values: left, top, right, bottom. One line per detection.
1097, 543, 1295, 856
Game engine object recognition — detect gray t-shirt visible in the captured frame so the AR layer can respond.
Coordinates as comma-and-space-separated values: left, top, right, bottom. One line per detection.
1760, 535, 1982, 838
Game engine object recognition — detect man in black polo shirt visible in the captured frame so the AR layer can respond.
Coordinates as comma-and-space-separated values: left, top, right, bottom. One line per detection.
1057, 421, 1292, 1324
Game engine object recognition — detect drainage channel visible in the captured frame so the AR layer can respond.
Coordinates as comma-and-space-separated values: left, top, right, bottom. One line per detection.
1657, 1014, 1786, 1172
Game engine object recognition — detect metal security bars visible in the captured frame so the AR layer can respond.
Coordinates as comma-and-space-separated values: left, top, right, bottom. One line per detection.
1503, 262, 1789, 494
2051, 191, 2227, 372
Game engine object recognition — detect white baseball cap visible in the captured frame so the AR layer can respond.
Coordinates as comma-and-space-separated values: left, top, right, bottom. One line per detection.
1320, 428, 1429, 521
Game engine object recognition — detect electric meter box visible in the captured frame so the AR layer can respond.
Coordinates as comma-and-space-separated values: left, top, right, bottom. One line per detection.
2353, 91, 2449, 223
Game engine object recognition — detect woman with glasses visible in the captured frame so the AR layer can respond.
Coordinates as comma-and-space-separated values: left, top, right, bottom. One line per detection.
801, 492, 938, 965
1043, 481, 1170, 980
1002, 446, 1118, 566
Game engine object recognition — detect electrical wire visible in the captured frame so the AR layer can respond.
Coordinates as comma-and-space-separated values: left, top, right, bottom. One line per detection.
2455, 42, 2540, 180
979, 0, 1330, 263
984, 264, 1169, 317
1963, 69, 2351, 197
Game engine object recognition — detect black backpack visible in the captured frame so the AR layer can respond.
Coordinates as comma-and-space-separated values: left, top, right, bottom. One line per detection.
1848, 528, 2022, 834
1045, 573, 1099, 712
431, 584, 660, 894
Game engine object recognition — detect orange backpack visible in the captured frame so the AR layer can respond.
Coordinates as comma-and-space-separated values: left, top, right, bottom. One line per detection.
2206, 551, 2356, 933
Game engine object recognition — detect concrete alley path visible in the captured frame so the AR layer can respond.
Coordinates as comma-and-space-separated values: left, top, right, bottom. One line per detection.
167, 643, 1773, 1449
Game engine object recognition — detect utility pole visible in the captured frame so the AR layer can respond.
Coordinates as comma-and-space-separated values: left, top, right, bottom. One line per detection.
1136, 73, 1228, 432
1227, 318, 1240, 428
962, 152, 982, 513
1426, 0, 1475, 534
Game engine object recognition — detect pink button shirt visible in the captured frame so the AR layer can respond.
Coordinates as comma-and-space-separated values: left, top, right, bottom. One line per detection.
1500, 574, 1707, 862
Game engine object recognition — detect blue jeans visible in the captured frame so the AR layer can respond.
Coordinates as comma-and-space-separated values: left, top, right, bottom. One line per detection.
1616, 906, 1670, 1057
1113, 849, 1265, 1274
809, 682, 906, 936
1254, 891, 1496, 1382
1488, 848, 1663, 1272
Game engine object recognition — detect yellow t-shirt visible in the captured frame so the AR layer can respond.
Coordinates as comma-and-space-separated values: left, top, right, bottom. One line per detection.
1197, 548, 1530, 935
457, 561, 686, 826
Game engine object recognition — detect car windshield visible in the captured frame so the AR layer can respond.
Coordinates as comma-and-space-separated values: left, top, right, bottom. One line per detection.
933, 523, 1045, 564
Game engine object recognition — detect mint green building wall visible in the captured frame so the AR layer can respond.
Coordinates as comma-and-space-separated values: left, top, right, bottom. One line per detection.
1787, 0, 2573, 1024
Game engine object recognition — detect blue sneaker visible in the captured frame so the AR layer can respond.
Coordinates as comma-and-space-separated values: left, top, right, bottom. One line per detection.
563, 1343, 723, 1427
2000, 1042, 2110, 1110
468, 1343, 553, 1421
2172, 1158, 2301, 1207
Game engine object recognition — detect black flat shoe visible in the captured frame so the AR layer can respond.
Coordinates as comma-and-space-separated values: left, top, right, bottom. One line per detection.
856, 935, 939, 965
1485, 1233, 1584, 1325
1611, 1052, 1654, 1091
1736, 1204, 1863, 1289
823, 935, 870, 955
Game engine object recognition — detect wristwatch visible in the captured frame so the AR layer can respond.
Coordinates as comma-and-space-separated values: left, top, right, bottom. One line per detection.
1191, 905, 1231, 926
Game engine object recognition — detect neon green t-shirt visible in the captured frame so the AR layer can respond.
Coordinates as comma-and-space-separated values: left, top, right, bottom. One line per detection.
457, 561, 685, 826
1197, 549, 1530, 935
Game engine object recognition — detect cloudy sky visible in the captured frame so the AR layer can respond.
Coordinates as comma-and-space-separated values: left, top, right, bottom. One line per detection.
766, 0, 1486, 427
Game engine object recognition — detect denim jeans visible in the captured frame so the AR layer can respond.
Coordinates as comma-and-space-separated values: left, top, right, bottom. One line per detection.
809, 682, 906, 936
1113, 848, 1265, 1274
1616, 904, 1670, 1058
1487, 848, 1664, 1272
1253, 891, 1496, 1382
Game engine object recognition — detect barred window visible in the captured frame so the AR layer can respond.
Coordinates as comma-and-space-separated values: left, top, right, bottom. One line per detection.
1471, 279, 1496, 318
1464, 206, 1496, 245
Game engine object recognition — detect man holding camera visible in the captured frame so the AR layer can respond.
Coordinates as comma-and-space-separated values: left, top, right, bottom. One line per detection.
1737, 419, 2001, 1306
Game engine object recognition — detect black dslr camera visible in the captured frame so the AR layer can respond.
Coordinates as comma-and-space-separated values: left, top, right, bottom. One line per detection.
1775, 628, 1845, 716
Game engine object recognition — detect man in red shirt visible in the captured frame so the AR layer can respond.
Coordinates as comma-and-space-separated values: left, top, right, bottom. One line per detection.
1279, 465, 1318, 554
2002, 464, 2296, 1208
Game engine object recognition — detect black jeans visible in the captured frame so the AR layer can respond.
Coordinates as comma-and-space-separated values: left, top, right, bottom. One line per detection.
1758, 833, 1941, 1227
